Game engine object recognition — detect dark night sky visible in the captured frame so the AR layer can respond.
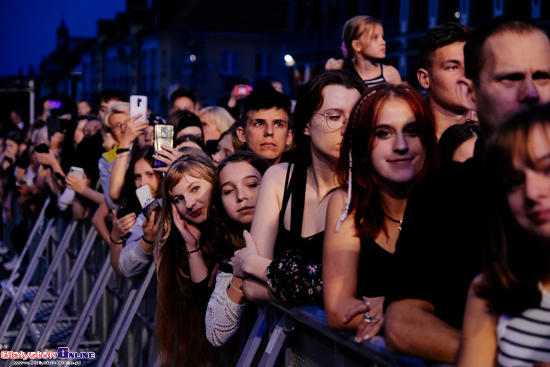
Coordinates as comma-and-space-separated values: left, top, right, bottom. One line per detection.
0, 0, 126, 77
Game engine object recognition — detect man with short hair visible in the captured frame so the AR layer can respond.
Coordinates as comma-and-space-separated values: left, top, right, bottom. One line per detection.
170, 87, 199, 114
417, 22, 473, 138
384, 17, 550, 364
236, 86, 293, 165
97, 89, 127, 124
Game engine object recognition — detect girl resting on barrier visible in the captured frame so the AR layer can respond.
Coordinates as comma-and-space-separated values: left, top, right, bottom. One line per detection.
205, 151, 269, 347
323, 84, 438, 343
155, 153, 217, 367
458, 104, 550, 366
232, 71, 363, 306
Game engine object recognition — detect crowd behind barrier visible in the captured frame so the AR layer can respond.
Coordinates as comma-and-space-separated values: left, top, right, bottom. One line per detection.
0, 190, 423, 366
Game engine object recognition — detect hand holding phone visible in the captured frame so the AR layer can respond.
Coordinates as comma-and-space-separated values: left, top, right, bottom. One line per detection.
130, 95, 148, 124
154, 125, 174, 168
70, 167, 84, 179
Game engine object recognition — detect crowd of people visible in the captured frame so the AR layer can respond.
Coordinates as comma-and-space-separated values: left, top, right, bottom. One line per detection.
1, 14, 550, 367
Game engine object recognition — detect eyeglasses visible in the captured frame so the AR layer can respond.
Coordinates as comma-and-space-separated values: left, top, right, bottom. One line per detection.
315, 112, 349, 130
110, 121, 128, 132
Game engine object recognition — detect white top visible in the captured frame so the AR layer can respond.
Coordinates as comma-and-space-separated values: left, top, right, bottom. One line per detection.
497, 286, 550, 366
205, 271, 246, 347
118, 214, 151, 278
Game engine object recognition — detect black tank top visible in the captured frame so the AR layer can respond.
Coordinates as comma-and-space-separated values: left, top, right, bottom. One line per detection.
273, 163, 324, 264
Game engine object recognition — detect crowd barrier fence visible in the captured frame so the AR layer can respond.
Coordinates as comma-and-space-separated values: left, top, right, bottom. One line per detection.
1, 196, 433, 367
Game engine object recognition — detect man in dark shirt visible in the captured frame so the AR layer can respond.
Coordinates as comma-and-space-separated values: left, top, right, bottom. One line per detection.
416, 23, 473, 138
384, 17, 550, 363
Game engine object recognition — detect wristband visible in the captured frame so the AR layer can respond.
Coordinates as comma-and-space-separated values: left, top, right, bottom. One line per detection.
116, 148, 130, 155
110, 235, 125, 245
186, 247, 201, 259
142, 236, 154, 245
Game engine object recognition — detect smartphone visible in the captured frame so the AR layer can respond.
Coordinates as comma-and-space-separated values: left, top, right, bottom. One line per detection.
233, 85, 253, 97
70, 166, 84, 179
135, 185, 154, 208
154, 125, 174, 168
117, 185, 153, 219
130, 95, 148, 124
47, 100, 62, 109
142, 199, 160, 222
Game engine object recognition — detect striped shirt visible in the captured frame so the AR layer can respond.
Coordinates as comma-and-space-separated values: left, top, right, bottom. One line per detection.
497, 287, 550, 366
347, 64, 387, 88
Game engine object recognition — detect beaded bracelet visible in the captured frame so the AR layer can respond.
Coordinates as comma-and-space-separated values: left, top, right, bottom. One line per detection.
230, 280, 243, 294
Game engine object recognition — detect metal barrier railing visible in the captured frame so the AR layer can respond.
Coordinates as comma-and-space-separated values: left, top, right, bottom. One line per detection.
0, 200, 157, 367
238, 303, 427, 367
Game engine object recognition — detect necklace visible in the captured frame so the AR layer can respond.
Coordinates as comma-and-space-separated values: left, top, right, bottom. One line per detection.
383, 212, 403, 231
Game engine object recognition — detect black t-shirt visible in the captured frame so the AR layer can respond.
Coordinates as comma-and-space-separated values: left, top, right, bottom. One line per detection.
384, 157, 483, 330
357, 237, 394, 299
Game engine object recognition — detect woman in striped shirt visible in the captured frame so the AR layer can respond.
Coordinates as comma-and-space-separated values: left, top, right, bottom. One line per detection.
458, 104, 550, 367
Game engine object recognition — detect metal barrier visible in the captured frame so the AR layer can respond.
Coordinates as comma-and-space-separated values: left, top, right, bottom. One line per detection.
0, 202, 157, 367
238, 303, 427, 367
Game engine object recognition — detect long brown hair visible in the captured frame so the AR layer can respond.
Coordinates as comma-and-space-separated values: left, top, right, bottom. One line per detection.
337, 84, 438, 239
477, 104, 550, 316
155, 154, 215, 367
209, 151, 269, 260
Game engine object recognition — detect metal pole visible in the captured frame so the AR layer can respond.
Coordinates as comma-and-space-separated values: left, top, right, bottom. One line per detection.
29, 80, 35, 126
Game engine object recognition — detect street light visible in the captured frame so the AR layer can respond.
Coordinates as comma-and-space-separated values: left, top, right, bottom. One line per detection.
284, 54, 295, 67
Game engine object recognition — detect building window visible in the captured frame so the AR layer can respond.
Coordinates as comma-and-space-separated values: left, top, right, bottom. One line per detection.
255, 53, 273, 76
220, 51, 240, 75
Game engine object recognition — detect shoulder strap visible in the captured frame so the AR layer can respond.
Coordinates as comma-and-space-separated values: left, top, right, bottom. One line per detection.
289, 162, 307, 237
278, 163, 294, 229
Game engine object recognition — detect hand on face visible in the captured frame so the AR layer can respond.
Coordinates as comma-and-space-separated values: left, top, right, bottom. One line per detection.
171, 203, 201, 251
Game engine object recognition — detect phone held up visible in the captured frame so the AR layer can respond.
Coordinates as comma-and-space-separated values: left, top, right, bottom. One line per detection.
117, 185, 159, 222
70, 166, 84, 179
130, 95, 148, 124
233, 84, 253, 97
154, 125, 174, 168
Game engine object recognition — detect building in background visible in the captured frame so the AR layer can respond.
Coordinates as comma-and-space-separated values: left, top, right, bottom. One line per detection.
5, 0, 550, 121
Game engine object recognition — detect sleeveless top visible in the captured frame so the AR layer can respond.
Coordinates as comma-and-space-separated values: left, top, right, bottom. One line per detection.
347, 64, 387, 88
273, 162, 324, 264
266, 162, 324, 305
355, 237, 394, 299
496, 287, 550, 366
